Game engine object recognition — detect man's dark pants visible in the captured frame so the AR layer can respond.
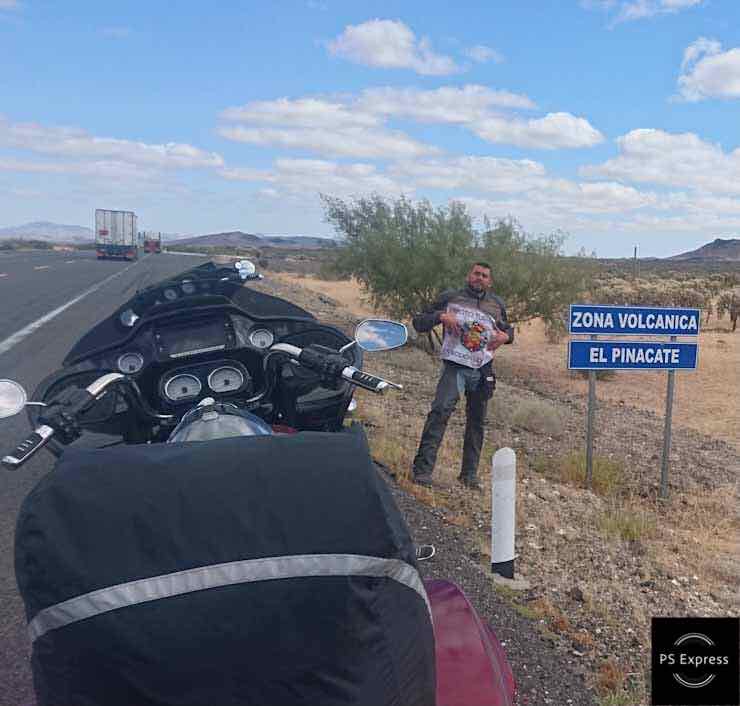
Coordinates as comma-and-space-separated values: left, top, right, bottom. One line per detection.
413, 361, 491, 482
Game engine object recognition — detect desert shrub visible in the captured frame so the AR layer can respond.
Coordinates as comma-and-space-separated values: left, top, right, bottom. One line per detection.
321, 195, 593, 325
510, 399, 562, 437
534, 451, 626, 497
599, 503, 657, 542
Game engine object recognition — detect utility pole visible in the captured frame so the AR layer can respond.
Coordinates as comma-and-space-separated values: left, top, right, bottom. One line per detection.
633, 245, 640, 280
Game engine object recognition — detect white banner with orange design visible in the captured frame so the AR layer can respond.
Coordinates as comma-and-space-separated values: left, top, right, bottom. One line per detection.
440, 303, 498, 369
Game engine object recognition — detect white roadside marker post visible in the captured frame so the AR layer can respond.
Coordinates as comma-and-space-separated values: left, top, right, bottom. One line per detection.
491, 447, 516, 579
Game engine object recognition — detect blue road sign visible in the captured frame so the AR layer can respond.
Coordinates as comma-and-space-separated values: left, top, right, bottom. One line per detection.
569, 340, 698, 370
569, 305, 700, 336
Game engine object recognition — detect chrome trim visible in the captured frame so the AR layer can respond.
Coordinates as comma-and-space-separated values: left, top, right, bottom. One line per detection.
207, 366, 244, 393
164, 374, 202, 401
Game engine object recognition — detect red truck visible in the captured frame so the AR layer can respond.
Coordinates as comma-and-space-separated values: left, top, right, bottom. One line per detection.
143, 232, 162, 254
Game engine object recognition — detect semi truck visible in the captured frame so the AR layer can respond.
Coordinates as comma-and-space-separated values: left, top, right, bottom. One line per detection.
143, 231, 162, 254
95, 209, 138, 260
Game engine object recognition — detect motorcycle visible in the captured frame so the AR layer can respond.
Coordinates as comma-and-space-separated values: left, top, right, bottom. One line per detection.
1, 260, 515, 706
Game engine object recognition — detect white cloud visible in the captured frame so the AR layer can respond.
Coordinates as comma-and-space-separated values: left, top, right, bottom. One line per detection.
582, 0, 702, 23
218, 124, 439, 159
220, 97, 380, 128
218, 89, 598, 154
390, 157, 547, 193
327, 19, 460, 75
0, 0, 19, 9
677, 38, 740, 101
218, 166, 276, 182
473, 112, 604, 149
463, 45, 504, 64
357, 85, 536, 122
0, 156, 167, 185
581, 128, 740, 195
219, 158, 409, 199
0, 117, 224, 169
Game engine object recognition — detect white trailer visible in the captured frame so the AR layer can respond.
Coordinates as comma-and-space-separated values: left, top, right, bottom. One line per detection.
95, 209, 138, 260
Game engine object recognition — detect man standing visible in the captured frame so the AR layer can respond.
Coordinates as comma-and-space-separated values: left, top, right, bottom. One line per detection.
412, 262, 513, 490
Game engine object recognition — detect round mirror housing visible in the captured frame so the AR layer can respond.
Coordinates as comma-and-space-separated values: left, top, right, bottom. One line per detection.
354, 320, 408, 352
120, 308, 140, 328
0, 379, 27, 419
235, 260, 256, 275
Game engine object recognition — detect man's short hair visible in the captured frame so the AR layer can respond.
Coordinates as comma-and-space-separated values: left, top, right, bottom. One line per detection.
471, 261, 492, 272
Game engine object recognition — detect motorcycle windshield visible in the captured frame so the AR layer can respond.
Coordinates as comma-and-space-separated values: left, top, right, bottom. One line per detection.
64, 262, 315, 365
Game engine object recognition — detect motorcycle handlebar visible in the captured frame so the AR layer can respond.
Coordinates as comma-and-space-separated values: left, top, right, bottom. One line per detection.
2, 373, 128, 470
2, 340, 399, 469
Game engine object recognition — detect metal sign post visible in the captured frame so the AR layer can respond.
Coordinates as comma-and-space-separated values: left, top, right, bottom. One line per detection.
586, 335, 596, 488
568, 306, 700, 495
660, 336, 677, 499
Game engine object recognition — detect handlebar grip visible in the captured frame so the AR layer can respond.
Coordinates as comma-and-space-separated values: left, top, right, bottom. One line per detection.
342, 368, 389, 393
2, 425, 55, 469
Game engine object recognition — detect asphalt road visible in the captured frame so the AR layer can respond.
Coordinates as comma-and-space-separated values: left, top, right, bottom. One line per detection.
0, 251, 209, 705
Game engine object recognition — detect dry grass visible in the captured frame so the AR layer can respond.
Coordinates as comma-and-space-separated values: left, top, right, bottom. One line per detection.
533, 451, 626, 497
279, 272, 739, 702
599, 502, 658, 542
500, 318, 740, 452
510, 398, 562, 436
272, 273, 378, 319
595, 658, 627, 697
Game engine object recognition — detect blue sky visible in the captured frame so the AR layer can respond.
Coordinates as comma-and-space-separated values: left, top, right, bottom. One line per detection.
1, 1, 738, 257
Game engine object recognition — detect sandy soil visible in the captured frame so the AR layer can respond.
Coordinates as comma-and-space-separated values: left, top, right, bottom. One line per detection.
273, 273, 739, 452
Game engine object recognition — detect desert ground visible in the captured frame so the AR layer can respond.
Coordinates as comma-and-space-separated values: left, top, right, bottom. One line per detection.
270, 271, 739, 705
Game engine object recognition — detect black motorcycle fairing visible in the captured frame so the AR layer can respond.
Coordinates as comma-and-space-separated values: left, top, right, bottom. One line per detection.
64, 262, 316, 366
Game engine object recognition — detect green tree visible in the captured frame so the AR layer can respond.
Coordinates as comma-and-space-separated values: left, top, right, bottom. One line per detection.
322, 195, 593, 335
480, 217, 595, 333
322, 194, 475, 318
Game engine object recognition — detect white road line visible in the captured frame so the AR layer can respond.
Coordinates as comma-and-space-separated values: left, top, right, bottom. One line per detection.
66, 260, 75, 264
0, 261, 139, 357
34, 265, 51, 271
0, 273, 7, 278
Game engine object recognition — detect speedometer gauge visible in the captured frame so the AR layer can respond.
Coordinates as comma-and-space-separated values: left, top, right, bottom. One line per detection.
117, 352, 144, 374
181, 280, 196, 295
163, 288, 178, 301
208, 366, 244, 393
249, 329, 274, 349
164, 374, 202, 401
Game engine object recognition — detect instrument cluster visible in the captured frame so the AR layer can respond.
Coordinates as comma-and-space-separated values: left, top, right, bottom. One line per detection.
159, 359, 253, 404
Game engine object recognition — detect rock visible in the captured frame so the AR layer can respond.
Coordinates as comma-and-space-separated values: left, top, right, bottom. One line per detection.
568, 586, 586, 603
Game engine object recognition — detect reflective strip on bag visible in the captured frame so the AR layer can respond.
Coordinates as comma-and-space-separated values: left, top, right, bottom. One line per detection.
28, 553, 430, 641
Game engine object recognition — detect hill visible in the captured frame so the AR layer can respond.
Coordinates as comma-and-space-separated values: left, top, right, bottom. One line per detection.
173, 230, 337, 249
669, 237, 740, 261
0, 221, 92, 243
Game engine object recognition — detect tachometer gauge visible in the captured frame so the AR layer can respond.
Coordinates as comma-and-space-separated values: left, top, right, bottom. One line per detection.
117, 352, 144, 374
181, 280, 196, 295
249, 329, 274, 349
208, 366, 244, 393
164, 374, 202, 401
163, 287, 178, 301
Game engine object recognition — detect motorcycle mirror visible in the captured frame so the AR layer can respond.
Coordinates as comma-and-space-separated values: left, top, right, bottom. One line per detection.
120, 308, 139, 328
0, 379, 27, 419
235, 260, 256, 275
354, 320, 408, 352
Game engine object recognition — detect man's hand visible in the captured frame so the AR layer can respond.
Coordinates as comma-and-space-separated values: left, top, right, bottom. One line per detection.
439, 312, 461, 336
487, 329, 510, 352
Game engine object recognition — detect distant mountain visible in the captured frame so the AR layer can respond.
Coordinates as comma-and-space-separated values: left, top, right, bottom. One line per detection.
669, 238, 740, 261
173, 230, 337, 249
0, 221, 92, 243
